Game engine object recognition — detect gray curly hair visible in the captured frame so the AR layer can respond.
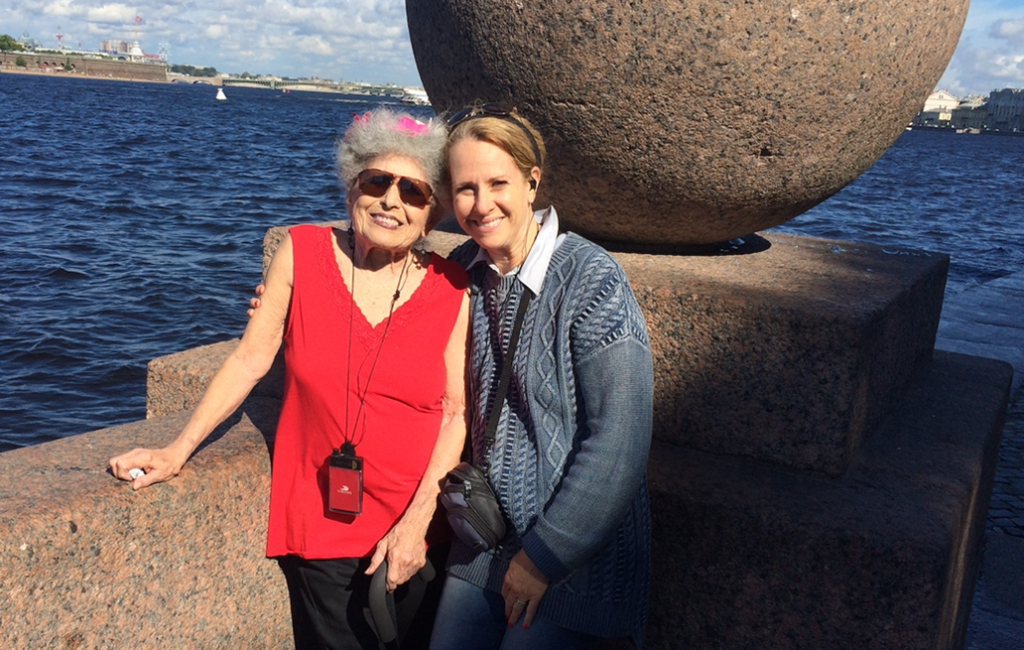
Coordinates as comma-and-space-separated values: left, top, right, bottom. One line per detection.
337, 108, 449, 213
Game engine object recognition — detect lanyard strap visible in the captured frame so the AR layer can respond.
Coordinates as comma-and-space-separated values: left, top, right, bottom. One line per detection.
479, 288, 533, 471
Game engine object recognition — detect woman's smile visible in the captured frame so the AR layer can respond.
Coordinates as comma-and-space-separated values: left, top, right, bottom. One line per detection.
467, 213, 506, 232
370, 212, 403, 230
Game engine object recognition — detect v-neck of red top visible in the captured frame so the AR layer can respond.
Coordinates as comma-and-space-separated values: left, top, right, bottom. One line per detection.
313, 226, 439, 351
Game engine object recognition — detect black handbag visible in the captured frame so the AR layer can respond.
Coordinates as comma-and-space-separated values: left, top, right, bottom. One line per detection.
440, 288, 533, 551
440, 461, 507, 551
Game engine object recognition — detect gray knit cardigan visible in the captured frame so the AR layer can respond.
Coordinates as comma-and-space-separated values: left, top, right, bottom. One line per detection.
447, 233, 653, 646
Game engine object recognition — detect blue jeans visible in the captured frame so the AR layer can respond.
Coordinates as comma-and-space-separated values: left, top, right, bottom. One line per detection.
429, 574, 595, 650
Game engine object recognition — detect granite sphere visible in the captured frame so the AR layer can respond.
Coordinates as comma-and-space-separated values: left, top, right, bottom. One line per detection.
408, 0, 969, 247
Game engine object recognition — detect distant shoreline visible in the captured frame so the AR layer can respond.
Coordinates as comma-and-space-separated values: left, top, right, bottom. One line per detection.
1, 68, 408, 98
1, 66, 170, 85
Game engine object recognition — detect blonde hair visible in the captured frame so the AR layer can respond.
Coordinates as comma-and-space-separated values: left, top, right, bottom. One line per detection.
444, 107, 547, 183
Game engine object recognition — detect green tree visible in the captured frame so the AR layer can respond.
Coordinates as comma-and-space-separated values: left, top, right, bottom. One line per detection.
169, 63, 219, 77
15, 55, 27, 67
0, 34, 25, 52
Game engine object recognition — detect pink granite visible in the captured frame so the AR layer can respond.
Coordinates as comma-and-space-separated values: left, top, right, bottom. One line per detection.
147, 340, 235, 418
646, 351, 1010, 649
624, 232, 949, 475
0, 401, 290, 648
147, 340, 283, 419
407, 0, 969, 246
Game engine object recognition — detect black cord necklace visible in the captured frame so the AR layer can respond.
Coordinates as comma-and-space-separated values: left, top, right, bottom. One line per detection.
342, 225, 412, 450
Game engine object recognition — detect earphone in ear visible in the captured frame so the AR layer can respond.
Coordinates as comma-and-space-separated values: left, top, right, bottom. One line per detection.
529, 179, 537, 190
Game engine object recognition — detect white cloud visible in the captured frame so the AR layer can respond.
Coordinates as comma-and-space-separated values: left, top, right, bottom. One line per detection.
41, 1, 77, 19
31, 0, 1023, 92
204, 24, 227, 40
84, 4, 138, 25
990, 18, 1024, 40
990, 53, 1024, 79
292, 35, 333, 57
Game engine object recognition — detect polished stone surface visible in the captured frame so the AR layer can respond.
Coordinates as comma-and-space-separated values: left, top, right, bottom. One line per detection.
619, 232, 948, 475
147, 340, 284, 419
647, 351, 1010, 650
0, 399, 290, 648
407, 0, 969, 246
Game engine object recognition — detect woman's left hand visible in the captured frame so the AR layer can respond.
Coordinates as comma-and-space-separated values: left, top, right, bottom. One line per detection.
366, 521, 427, 592
502, 549, 549, 629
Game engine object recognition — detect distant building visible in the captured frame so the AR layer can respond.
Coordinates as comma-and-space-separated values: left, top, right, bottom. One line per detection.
128, 41, 144, 62
923, 90, 960, 112
100, 40, 134, 56
18, 32, 41, 50
951, 95, 987, 130
986, 88, 1024, 132
914, 90, 959, 126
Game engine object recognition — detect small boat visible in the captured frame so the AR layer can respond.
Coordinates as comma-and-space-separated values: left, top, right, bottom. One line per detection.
215, 88, 227, 101
400, 88, 430, 106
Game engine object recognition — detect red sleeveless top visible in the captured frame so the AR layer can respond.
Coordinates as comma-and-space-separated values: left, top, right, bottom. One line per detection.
266, 224, 467, 559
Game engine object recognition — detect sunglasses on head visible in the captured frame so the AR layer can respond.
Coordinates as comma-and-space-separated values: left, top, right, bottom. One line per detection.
446, 103, 543, 167
356, 169, 433, 209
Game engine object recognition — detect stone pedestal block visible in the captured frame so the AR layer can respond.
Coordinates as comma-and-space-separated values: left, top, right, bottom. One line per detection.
624, 232, 949, 475
0, 398, 290, 649
647, 351, 1011, 650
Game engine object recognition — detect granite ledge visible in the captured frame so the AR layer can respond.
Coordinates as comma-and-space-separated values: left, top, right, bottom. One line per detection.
0, 397, 290, 649
646, 350, 1012, 649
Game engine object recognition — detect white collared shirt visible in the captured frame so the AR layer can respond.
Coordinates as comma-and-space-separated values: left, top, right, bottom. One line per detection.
465, 205, 567, 295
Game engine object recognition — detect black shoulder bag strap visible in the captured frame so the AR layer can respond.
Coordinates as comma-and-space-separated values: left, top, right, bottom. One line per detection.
477, 287, 533, 472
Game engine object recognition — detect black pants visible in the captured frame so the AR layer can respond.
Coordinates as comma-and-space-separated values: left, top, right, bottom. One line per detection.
279, 545, 447, 650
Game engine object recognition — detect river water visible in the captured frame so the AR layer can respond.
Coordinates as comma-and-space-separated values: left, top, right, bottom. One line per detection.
1, 73, 1022, 450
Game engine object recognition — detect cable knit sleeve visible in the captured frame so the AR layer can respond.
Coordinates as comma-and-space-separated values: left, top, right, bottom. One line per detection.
521, 252, 653, 583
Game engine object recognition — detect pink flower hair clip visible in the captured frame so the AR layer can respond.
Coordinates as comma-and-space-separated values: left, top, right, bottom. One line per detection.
396, 116, 429, 135
350, 112, 428, 135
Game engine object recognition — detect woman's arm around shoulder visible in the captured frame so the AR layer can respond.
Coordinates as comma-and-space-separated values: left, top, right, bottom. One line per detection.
109, 234, 296, 490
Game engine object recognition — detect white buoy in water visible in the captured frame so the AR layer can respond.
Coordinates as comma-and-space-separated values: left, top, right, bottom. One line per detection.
215, 88, 227, 101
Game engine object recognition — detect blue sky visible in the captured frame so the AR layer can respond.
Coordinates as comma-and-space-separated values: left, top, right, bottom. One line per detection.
3, 0, 1024, 94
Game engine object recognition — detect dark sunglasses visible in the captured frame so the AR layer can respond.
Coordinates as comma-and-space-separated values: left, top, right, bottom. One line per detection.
446, 103, 543, 167
356, 169, 433, 209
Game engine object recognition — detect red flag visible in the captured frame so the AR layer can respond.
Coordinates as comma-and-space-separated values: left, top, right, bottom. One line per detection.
135, 15, 143, 25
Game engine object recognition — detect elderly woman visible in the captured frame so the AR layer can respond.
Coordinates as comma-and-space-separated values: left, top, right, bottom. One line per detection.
430, 105, 653, 650
110, 109, 470, 650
